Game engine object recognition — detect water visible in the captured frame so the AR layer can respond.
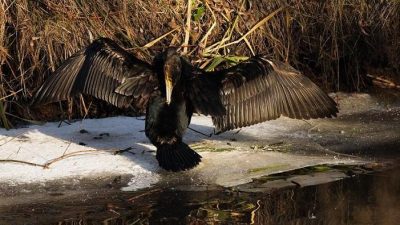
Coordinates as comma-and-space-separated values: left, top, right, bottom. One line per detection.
1, 166, 399, 224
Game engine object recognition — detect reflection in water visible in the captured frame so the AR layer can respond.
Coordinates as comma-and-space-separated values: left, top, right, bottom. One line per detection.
252, 166, 400, 225
1, 167, 399, 224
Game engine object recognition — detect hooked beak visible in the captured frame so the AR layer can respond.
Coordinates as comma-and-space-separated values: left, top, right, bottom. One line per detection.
165, 76, 173, 105
163, 49, 181, 105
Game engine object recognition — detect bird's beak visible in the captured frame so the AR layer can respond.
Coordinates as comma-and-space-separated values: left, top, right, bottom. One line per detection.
165, 75, 173, 105
164, 50, 181, 105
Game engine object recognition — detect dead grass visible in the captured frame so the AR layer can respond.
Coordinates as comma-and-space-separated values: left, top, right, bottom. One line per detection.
0, 0, 399, 127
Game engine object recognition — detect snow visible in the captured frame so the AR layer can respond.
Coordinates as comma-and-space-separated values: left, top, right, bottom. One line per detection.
0, 93, 398, 191
0, 116, 160, 191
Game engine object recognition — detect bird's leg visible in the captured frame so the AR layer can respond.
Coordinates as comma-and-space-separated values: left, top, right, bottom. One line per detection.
58, 120, 71, 127
213, 128, 225, 135
213, 128, 241, 135
57, 101, 71, 127
129, 105, 142, 118
188, 126, 213, 137
114, 147, 136, 155
129, 106, 146, 121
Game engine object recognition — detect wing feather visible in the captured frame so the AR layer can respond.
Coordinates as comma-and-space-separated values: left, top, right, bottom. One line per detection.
181, 58, 226, 117
209, 57, 338, 132
31, 38, 159, 109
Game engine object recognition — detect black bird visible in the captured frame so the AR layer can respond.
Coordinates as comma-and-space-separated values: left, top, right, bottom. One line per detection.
31, 38, 338, 172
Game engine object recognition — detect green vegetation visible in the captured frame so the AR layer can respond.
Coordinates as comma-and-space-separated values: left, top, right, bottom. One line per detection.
249, 164, 289, 173
190, 143, 239, 152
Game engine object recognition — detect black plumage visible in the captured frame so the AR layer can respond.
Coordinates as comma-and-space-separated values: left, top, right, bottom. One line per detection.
31, 38, 338, 172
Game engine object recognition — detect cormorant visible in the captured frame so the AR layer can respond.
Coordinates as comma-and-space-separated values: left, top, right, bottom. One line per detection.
31, 38, 338, 172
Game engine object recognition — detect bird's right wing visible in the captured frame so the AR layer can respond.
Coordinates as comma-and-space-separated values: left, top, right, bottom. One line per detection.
31, 38, 159, 108
208, 57, 338, 132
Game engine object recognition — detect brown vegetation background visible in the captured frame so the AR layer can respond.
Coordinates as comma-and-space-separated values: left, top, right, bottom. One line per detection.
0, 0, 399, 128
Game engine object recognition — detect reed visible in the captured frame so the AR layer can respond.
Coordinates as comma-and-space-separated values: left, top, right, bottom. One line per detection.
0, 0, 399, 126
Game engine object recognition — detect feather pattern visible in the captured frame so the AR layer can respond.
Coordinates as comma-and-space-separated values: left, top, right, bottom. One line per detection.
209, 57, 338, 132
181, 58, 226, 117
32, 39, 337, 134
31, 38, 158, 109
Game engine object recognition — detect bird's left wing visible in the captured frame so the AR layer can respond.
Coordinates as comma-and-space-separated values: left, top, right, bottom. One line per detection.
186, 56, 338, 132
181, 58, 226, 117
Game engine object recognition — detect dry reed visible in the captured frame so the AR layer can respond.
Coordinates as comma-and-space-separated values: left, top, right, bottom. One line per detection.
0, 0, 399, 127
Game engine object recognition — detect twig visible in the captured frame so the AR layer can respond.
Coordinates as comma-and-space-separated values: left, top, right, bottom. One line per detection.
0, 100, 10, 129
2, 58, 17, 79
139, 28, 179, 50
127, 44, 197, 51
183, 0, 191, 54
62, 101, 92, 155
204, 0, 246, 54
45, 148, 119, 169
80, 94, 88, 116
233, 27, 255, 56
251, 200, 261, 224
0, 89, 23, 101
199, 1, 217, 47
0, 130, 28, 146
5, 112, 45, 125
233, 22, 256, 55
128, 188, 163, 202
0, 159, 45, 168
0, 148, 121, 169
314, 143, 364, 159
307, 124, 320, 137
208, 6, 285, 52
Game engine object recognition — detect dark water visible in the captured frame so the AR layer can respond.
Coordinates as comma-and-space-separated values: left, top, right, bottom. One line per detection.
1, 166, 399, 225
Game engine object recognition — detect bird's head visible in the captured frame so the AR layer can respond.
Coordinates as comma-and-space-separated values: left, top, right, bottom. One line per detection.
163, 48, 181, 105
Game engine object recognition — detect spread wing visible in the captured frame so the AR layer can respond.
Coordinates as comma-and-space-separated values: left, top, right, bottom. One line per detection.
203, 56, 338, 132
181, 58, 226, 117
31, 38, 159, 108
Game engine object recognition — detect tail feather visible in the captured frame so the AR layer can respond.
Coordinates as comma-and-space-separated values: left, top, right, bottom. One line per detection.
156, 142, 202, 172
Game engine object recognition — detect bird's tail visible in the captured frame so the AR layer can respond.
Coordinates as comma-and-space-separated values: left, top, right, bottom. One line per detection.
156, 142, 202, 172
